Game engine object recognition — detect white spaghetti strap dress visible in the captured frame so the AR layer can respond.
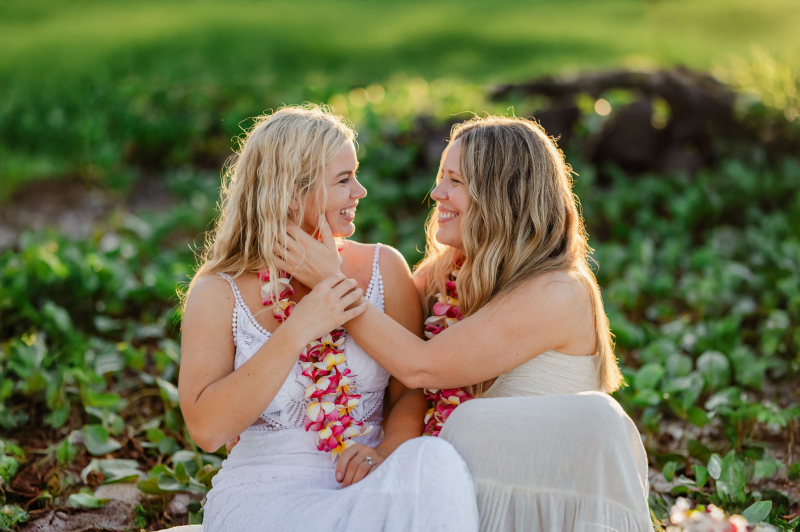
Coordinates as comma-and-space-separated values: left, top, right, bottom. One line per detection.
440, 352, 652, 532
196, 244, 479, 532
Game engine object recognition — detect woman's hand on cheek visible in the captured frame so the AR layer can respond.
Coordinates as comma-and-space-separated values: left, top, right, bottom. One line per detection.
275, 214, 342, 287
335, 443, 389, 488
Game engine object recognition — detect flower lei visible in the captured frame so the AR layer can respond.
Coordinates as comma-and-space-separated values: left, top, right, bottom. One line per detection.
666, 497, 754, 532
422, 258, 474, 437
259, 269, 371, 460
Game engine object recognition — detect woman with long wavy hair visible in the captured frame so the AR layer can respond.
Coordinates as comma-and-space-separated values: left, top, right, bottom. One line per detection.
278, 115, 653, 531
177, 105, 478, 532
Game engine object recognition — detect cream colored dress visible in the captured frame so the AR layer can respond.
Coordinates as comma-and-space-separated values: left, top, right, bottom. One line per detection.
439, 351, 652, 532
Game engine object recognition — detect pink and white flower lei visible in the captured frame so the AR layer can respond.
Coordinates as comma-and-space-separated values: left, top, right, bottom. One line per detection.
666, 497, 767, 532
422, 258, 474, 437
260, 269, 372, 460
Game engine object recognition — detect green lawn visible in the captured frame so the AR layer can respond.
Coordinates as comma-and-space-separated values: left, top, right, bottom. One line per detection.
2, 0, 798, 86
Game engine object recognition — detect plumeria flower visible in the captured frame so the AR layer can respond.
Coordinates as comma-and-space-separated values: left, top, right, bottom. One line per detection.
261, 276, 296, 306
305, 377, 337, 400
336, 375, 358, 395
336, 395, 360, 417
329, 436, 355, 460
305, 401, 338, 432
314, 352, 346, 372
272, 299, 296, 320
307, 332, 346, 357
300, 361, 328, 381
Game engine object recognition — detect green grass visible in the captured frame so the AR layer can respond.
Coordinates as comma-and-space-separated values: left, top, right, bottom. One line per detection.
2, 0, 799, 86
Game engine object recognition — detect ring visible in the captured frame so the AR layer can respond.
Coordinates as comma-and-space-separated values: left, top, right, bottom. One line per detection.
364, 456, 374, 467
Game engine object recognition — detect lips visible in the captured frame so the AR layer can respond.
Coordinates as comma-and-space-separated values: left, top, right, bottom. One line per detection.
437, 207, 459, 221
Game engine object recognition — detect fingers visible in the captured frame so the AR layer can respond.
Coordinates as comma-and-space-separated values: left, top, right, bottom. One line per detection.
336, 443, 359, 483
342, 301, 368, 322
332, 278, 359, 297
319, 272, 346, 289
225, 436, 240, 453
350, 460, 373, 486
341, 451, 364, 487
319, 214, 337, 250
340, 287, 363, 309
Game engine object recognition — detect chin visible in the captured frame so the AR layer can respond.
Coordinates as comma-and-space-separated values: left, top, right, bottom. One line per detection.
331, 222, 355, 239
435, 229, 462, 250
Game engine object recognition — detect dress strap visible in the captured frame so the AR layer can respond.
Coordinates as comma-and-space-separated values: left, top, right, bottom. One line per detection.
365, 244, 385, 312
218, 273, 240, 345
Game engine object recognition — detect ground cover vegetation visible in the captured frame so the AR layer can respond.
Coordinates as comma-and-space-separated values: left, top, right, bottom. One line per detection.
1, 1, 799, 530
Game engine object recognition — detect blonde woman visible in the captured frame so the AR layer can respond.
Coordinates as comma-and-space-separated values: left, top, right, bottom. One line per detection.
177, 105, 478, 532
278, 116, 653, 531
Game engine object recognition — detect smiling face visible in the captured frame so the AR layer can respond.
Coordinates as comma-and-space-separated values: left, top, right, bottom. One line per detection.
430, 138, 469, 251
299, 140, 366, 238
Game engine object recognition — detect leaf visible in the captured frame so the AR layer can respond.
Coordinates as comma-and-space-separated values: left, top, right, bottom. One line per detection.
157, 437, 180, 455
156, 471, 184, 491
707, 454, 722, 480
137, 477, 167, 495
0, 455, 20, 484
82, 425, 121, 456
634, 363, 665, 390
789, 461, 800, 481
663, 461, 677, 482
82, 389, 121, 410
631, 389, 662, 407
665, 353, 693, 377
175, 461, 189, 483
0, 504, 28, 528
687, 440, 713, 462
94, 315, 123, 333
98, 459, 142, 484
687, 407, 710, 427
692, 465, 709, 488
156, 378, 179, 405
753, 458, 780, 480
740, 500, 772, 524
195, 464, 218, 487
42, 301, 73, 334
67, 492, 109, 509
696, 351, 731, 391
93, 352, 125, 375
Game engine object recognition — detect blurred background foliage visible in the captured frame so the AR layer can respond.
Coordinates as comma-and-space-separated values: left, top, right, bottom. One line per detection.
0, 0, 799, 530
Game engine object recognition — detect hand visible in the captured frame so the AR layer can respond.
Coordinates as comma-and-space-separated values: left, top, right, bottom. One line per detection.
286, 273, 367, 342
335, 443, 389, 488
225, 436, 240, 454
276, 214, 342, 288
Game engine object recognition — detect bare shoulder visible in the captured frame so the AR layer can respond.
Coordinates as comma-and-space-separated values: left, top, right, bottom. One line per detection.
184, 274, 236, 317
377, 244, 412, 279
338, 239, 373, 259
339, 241, 411, 280
503, 270, 591, 317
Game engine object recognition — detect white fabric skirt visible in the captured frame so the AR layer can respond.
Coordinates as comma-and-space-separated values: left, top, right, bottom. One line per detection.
201, 427, 479, 532
439, 392, 652, 532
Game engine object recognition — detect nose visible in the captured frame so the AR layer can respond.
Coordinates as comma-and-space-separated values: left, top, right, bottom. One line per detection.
351, 177, 367, 199
430, 178, 447, 202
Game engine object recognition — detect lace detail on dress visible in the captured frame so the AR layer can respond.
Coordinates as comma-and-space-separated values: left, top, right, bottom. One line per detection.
365, 243, 385, 312
218, 244, 391, 433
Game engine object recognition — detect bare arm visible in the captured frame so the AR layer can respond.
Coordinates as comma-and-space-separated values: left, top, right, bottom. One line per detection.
334, 245, 428, 487
372, 245, 426, 453
277, 218, 594, 390
345, 276, 588, 389
178, 273, 365, 453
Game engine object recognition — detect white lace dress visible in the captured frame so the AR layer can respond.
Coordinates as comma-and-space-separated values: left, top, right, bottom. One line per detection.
201, 245, 479, 532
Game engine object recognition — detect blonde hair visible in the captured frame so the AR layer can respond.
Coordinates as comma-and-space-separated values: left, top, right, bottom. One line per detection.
188, 104, 355, 299
416, 115, 623, 394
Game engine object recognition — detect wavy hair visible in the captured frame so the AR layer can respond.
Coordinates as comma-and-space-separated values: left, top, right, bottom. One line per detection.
187, 104, 355, 301
416, 115, 623, 394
